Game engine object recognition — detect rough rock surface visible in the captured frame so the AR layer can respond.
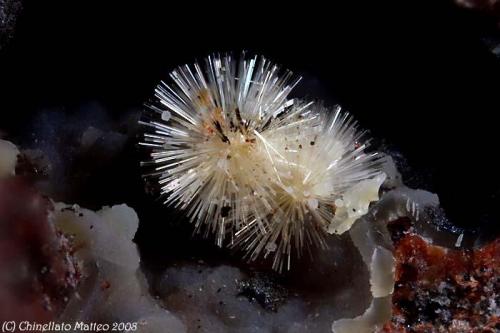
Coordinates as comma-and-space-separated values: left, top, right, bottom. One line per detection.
381, 218, 500, 333
0, 178, 80, 322
148, 233, 371, 333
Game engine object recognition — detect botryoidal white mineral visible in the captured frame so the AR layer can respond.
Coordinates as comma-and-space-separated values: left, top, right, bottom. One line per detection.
140, 54, 384, 271
52, 203, 186, 333
0, 139, 19, 179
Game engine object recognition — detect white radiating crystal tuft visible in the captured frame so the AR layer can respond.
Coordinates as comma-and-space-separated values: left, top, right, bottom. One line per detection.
140, 54, 383, 271
233, 104, 384, 271
140, 53, 302, 251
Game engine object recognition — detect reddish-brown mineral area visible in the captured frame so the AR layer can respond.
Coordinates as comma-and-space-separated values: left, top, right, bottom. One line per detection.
0, 178, 80, 322
382, 218, 500, 333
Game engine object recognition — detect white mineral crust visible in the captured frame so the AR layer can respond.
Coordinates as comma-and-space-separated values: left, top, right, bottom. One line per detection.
51, 203, 186, 333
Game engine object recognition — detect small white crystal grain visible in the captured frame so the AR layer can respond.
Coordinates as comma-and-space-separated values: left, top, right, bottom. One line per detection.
161, 111, 171, 122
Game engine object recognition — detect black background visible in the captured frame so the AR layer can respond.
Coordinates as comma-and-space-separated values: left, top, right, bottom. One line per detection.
0, 1, 499, 235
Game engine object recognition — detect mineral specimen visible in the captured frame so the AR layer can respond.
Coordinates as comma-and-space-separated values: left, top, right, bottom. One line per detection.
140, 54, 384, 271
